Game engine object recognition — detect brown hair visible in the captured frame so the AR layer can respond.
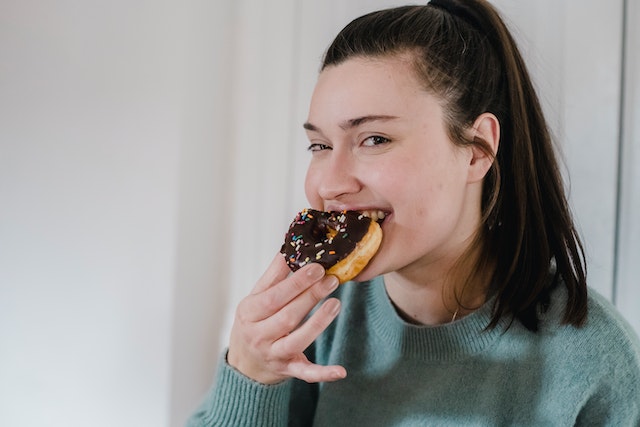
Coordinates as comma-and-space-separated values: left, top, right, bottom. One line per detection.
321, 0, 587, 331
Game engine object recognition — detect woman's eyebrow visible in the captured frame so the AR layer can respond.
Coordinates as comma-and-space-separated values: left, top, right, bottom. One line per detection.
303, 115, 399, 132
303, 122, 320, 132
340, 115, 399, 130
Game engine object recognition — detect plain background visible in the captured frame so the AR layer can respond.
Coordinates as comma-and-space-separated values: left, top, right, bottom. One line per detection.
1, 1, 638, 426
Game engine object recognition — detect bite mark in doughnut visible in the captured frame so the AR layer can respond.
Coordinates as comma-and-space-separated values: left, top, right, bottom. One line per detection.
280, 208, 383, 284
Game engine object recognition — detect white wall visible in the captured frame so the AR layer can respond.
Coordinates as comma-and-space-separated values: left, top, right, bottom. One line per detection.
0, 0, 232, 426
0, 1, 179, 425
0, 1, 637, 426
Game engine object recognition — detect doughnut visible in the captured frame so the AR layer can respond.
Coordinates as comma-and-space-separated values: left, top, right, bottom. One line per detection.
280, 208, 383, 283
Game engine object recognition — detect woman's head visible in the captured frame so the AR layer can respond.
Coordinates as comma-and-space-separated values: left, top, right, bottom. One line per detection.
309, 0, 587, 331
305, 55, 498, 293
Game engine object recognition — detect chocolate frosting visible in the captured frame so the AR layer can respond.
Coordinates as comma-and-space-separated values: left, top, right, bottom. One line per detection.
280, 209, 372, 271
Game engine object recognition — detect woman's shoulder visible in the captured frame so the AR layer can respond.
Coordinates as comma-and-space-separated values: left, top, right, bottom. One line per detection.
552, 287, 640, 420
583, 287, 640, 352
541, 285, 640, 373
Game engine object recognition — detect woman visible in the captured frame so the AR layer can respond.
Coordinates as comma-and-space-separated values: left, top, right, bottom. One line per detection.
189, 0, 640, 425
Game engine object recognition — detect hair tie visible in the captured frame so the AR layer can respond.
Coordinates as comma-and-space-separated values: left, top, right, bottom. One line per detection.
429, 0, 484, 32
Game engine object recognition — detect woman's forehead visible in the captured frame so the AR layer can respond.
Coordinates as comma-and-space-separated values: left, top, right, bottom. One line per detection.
309, 57, 436, 121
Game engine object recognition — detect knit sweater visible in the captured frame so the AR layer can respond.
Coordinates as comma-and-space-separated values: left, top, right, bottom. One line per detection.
188, 277, 640, 426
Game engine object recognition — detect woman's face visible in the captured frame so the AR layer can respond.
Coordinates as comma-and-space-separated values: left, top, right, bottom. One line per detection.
304, 56, 483, 282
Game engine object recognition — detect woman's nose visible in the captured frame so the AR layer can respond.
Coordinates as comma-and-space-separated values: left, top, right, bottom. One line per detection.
313, 150, 362, 202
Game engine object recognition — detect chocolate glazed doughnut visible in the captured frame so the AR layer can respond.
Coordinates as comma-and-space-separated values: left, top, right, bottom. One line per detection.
280, 209, 383, 284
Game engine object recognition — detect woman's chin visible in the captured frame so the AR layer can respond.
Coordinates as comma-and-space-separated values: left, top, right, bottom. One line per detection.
352, 263, 380, 283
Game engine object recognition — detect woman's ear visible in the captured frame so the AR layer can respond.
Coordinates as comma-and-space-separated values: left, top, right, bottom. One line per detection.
467, 112, 500, 183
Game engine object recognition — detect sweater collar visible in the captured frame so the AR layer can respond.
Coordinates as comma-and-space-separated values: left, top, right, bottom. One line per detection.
365, 276, 510, 361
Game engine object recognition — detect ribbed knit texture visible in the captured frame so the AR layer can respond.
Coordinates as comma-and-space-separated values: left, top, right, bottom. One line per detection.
188, 276, 640, 426
187, 356, 291, 427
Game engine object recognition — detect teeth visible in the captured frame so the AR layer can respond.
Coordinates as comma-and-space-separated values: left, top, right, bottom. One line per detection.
361, 210, 386, 222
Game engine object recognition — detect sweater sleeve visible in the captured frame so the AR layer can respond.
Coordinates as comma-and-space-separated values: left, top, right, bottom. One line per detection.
574, 349, 640, 426
574, 298, 640, 426
186, 350, 292, 427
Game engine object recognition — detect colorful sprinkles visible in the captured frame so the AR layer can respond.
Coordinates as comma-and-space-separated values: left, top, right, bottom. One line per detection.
280, 208, 372, 272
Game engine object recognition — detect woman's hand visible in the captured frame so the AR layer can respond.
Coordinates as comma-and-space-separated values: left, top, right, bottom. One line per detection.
227, 254, 346, 385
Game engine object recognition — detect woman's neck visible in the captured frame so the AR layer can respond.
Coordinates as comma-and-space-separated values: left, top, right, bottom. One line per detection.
383, 256, 492, 326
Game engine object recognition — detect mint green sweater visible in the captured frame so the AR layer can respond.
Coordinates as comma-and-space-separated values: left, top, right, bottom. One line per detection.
189, 277, 640, 426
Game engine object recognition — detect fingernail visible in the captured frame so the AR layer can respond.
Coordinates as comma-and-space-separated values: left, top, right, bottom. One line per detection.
325, 275, 339, 292
331, 368, 346, 380
306, 264, 325, 280
326, 298, 341, 316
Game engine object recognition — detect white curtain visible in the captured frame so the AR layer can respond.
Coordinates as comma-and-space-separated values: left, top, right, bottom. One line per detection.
616, 0, 640, 338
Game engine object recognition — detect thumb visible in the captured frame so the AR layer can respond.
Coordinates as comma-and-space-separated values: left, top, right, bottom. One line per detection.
251, 253, 291, 294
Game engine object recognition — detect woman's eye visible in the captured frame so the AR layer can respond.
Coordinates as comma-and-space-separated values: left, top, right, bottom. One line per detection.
362, 135, 390, 147
307, 143, 332, 152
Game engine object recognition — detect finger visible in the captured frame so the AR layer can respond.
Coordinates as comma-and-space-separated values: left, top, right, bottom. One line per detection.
251, 253, 291, 294
271, 297, 341, 356
266, 264, 330, 313
287, 358, 347, 384
255, 273, 338, 336
244, 264, 328, 321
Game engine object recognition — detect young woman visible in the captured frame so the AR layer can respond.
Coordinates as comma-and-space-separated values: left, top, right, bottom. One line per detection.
189, 1, 640, 425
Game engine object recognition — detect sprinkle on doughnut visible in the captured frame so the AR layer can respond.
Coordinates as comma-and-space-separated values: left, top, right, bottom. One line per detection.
280, 208, 379, 274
